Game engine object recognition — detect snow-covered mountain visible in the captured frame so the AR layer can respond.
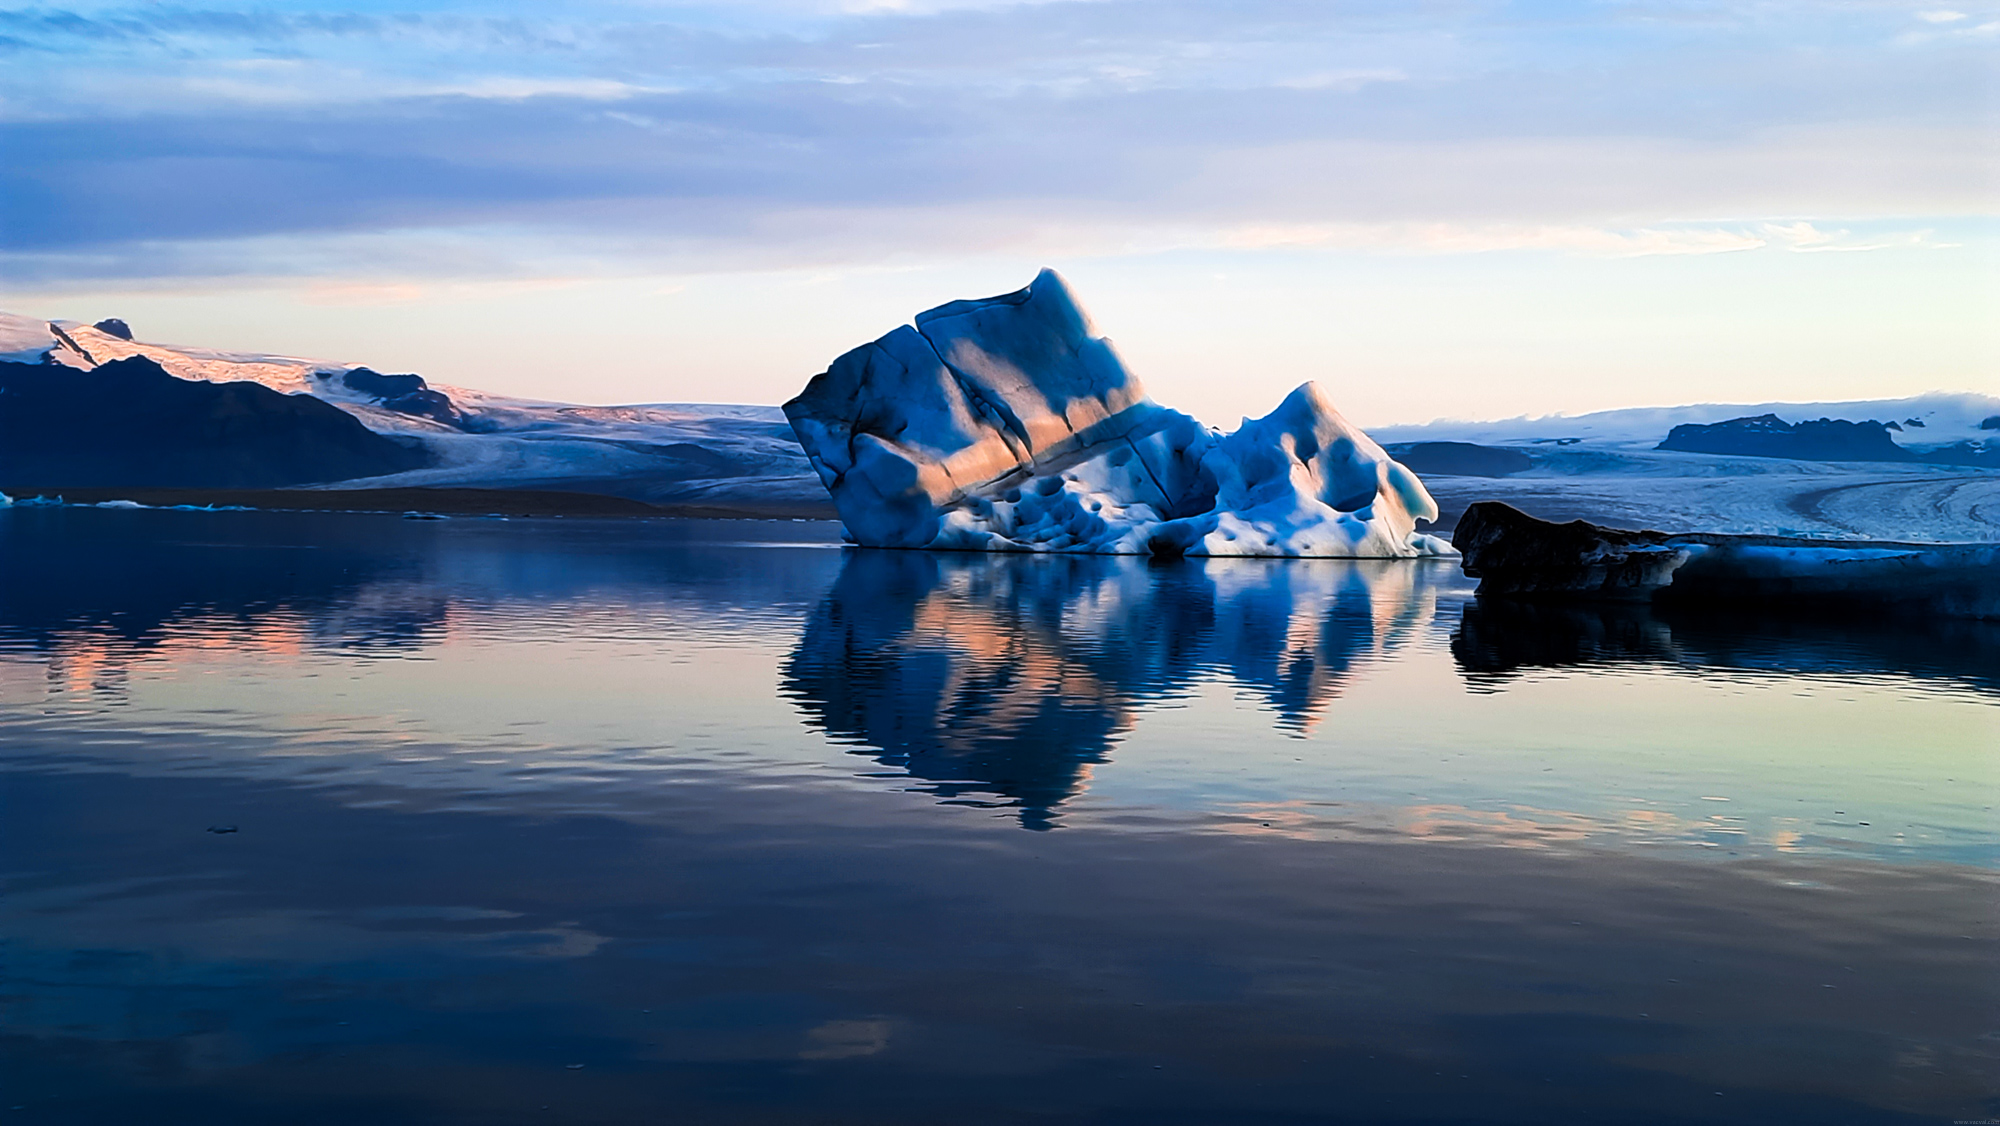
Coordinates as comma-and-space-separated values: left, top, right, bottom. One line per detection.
0, 311, 823, 511
0, 356, 431, 489
1356, 390, 2000, 541
1370, 393, 2000, 452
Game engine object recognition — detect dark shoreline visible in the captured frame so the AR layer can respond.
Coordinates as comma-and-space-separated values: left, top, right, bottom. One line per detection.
0, 485, 839, 521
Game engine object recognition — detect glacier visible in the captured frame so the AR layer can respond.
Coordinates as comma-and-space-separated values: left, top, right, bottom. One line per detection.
784, 269, 1452, 558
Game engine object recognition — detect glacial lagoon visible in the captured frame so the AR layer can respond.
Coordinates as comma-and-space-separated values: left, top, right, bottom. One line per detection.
0, 505, 1993, 1123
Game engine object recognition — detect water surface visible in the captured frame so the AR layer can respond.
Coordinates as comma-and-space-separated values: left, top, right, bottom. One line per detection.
0, 506, 1993, 1123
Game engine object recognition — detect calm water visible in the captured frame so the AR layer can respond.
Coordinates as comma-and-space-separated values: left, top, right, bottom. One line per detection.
0, 506, 1994, 1124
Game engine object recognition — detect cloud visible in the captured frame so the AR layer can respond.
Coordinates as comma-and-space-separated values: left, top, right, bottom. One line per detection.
1209, 218, 1961, 259
1272, 68, 1407, 92
1915, 10, 1968, 22
1216, 222, 1770, 257
1758, 221, 1957, 253
0, 0, 1989, 284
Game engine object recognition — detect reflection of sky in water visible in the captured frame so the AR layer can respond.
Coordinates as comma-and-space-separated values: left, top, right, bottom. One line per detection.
0, 506, 1995, 1123
5, 506, 1989, 861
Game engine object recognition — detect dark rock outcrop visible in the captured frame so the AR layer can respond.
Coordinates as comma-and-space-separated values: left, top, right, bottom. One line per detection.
1980, 416, 2000, 431
1656, 414, 1913, 461
91, 318, 133, 341
1452, 502, 2000, 618
1451, 502, 1690, 599
0, 356, 431, 488
1384, 441, 1533, 477
45, 324, 95, 366
320, 366, 466, 428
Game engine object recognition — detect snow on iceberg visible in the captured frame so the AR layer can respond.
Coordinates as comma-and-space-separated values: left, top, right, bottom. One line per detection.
784, 269, 1451, 557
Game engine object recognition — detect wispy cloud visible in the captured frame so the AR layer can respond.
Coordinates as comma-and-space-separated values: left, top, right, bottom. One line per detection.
0, 0, 1990, 284
1895, 6, 2000, 42
1211, 219, 1959, 259
1217, 222, 1767, 258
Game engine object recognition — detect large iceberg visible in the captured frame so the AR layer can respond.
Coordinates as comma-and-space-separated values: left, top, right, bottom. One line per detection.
784, 269, 1450, 557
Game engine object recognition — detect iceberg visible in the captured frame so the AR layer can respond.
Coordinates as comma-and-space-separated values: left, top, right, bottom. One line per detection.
1453, 501, 2000, 619
784, 269, 1450, 557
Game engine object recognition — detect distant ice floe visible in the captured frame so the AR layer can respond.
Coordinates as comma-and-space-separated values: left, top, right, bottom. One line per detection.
0, 492, 252, 512
784, 269, 1450, 558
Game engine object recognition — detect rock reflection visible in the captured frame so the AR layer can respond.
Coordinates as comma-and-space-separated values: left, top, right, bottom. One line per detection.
0, 506, 438, 649
782, 551, 1451, 828
1, 508, 448, 700
1452, 597, 2000, 694
1449, 600, 1676, 679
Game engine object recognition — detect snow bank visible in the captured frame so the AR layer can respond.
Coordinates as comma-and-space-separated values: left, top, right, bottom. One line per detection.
785, 269, 1448, 558
0, 492, 247, 511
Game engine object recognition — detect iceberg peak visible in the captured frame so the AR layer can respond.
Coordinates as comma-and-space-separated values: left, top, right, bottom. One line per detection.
784, 270, 1450, 557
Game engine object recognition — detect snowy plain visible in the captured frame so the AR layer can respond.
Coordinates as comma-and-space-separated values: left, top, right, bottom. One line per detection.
1375, 398, 2000, 543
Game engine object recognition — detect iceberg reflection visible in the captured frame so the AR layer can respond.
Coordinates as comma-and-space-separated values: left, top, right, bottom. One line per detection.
782, 551, 1453, 827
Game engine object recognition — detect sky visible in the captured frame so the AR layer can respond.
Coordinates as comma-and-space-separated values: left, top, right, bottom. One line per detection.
1, 0, 1994, 426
